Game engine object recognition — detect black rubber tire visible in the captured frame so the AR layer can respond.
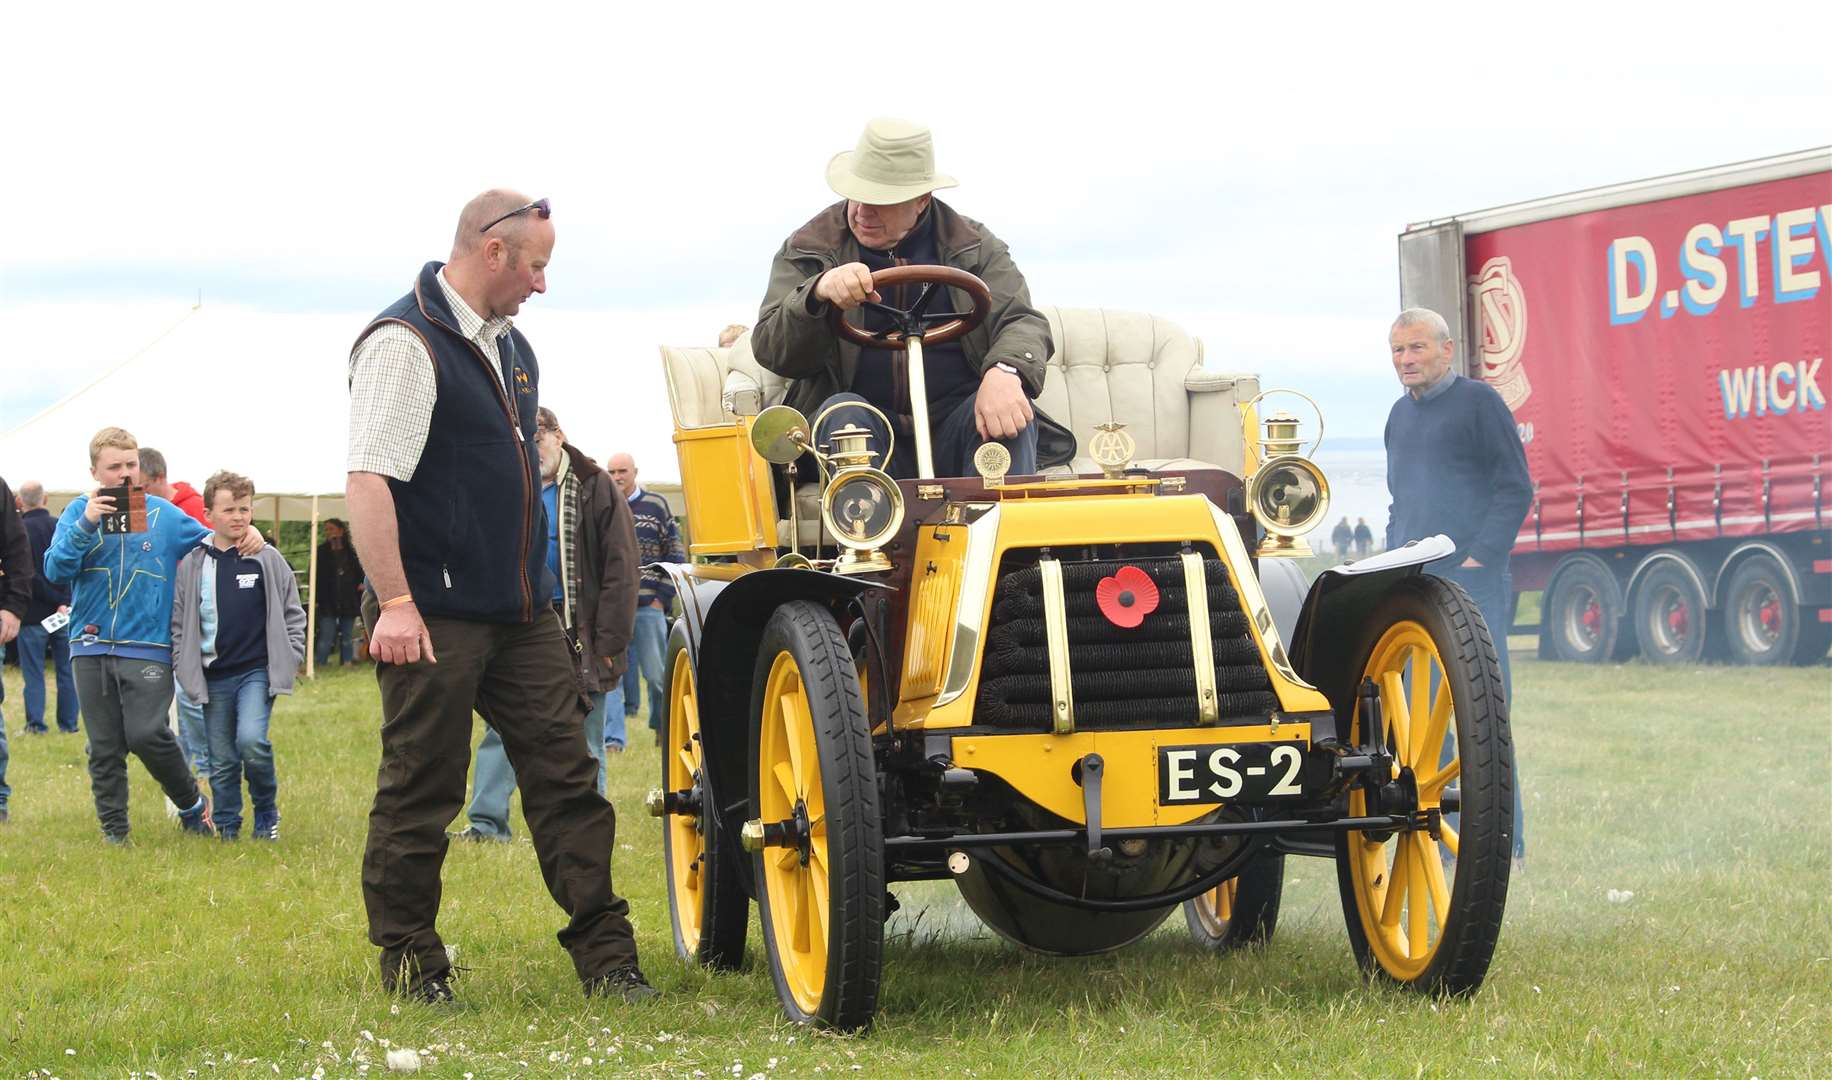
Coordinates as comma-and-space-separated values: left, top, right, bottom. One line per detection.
1334, 574, 1512, 996
1183, 850, 1285, 951
1793, 620, 1832, 665
1632, 562, 1708, 665
1721, 557, 1801, 667
749, 601, 884, 1032
1544, 559, 1624, 663
661, 621, 749, 971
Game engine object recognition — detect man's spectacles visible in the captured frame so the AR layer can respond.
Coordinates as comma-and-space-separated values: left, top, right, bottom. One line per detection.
478, 197, 552, 234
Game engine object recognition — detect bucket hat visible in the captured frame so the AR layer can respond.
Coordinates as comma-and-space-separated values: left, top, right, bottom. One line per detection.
826, 118, 958, 205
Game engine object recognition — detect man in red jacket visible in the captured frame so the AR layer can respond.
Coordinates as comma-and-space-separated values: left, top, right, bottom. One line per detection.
137, 446, 213, 776
139, 448, 211, 527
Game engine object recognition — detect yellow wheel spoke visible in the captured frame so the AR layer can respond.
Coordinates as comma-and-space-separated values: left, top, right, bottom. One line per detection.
1379, 842, 1408, 933
773, 761, 798, 806
1440, 820, 1460, 857
1405, 838, 1430, 956
1381, 672, 1412, 759
809, 843, 831, 949
1421, 834, 1451, 922
780, 691, 808, 794
1416, 681, 1453, 771
791, 867, 812, 954
676, 745, 698, 780
1421, 758, 1461, 800
1408, 647, 1430, 754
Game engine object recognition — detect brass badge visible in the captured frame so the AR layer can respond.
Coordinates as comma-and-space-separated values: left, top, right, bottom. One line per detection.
1088, 423, 1135, 478
973, 442, 1011, 485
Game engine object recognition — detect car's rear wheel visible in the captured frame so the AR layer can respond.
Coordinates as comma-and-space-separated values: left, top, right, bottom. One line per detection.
1184, 851, 1284, 951
1335, 575, 1512, 995
1633, 563, 1707, 665
750, 601, 883, 1031
661, 622, 748, 969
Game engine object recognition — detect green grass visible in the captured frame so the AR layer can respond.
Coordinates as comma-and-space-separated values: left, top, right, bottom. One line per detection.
1, 656, 1827, 1078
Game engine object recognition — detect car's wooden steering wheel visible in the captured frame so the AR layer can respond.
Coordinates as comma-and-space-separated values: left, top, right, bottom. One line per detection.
828, 265, 992, 347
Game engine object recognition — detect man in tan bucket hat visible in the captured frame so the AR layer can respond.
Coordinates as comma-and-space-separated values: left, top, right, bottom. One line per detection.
752, 118, 1069, 478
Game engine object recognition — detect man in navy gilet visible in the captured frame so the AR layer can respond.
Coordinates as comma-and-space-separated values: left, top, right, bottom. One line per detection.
345, 190, 654, 1004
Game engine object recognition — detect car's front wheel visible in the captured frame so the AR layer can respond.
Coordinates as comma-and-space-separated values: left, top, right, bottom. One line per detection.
1334, 575, 1513, 995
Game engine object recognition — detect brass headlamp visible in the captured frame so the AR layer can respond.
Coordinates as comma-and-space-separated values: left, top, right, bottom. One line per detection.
1241, 391, 1330, 559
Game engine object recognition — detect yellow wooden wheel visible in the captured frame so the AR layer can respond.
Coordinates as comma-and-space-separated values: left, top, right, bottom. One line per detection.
660, 623, 746, 968
750, 601, 882, 1030
1335, 577, 1512, 995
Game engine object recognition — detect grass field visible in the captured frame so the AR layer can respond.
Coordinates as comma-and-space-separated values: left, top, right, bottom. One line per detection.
1, 653, 1827, 1078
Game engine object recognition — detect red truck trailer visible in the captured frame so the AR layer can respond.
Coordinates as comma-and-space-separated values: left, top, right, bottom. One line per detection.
1398, 148, 1831, 666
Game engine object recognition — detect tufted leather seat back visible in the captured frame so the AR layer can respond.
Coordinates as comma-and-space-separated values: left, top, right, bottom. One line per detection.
662, 311, 1259, 477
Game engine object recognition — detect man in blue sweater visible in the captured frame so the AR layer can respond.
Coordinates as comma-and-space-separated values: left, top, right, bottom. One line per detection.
1384, 308, 1531, 858
606, 453, 682, 747
42, 428, 266, 842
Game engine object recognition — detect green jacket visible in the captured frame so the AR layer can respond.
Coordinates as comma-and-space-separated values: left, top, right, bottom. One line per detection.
752, 200, 1064, 460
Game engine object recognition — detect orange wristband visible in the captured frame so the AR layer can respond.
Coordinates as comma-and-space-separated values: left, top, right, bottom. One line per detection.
380, 595, 416, 611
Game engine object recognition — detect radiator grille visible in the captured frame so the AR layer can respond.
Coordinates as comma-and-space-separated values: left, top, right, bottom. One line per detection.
974, 555, 1278, 729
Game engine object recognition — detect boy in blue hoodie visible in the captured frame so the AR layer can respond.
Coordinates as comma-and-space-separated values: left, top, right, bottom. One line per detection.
43, 428, 265, 843
171, 471, 306, 841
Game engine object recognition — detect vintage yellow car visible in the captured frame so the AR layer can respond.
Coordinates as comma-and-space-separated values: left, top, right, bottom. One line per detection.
648, 267, 1513, 1031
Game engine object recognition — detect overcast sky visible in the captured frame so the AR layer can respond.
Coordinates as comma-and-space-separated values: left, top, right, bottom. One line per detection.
3, 0, 1827, 484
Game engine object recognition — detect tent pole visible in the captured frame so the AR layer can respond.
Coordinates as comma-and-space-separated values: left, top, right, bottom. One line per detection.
305, 495, 320, 680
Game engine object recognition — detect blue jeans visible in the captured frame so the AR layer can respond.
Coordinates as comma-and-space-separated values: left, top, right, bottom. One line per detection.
1435, 560, 1525, 859
177, 681, 209, 776
201, 667, 278, 835
467, 690, 608, 838
625, 605, 669, 734
0, 676, 9, 808
602, 682, 626, 751
17, 623, 80, 733
314, 613, 357, 667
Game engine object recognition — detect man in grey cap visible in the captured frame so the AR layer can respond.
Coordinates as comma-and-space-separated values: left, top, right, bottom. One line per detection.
752, 118, 1064, 478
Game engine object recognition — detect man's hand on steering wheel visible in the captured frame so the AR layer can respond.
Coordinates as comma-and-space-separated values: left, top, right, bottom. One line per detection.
975, 365, 1033, 440
815, 262, 881, 311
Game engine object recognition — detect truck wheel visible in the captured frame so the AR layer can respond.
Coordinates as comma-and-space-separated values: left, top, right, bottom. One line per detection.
750, 601, 883, 1031
1544, 560, 1622, 663
1335, 575, 1512, 995
661, 623, 748, 970
1632, 563, 1707, 665
1184, 851, 1284, 951
1722, 557, 1801, 666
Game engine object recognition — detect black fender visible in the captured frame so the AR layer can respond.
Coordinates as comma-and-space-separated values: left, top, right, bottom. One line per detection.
687, 568, 891, 852
651, 562, 731, 668
1288, 535, 1456, 713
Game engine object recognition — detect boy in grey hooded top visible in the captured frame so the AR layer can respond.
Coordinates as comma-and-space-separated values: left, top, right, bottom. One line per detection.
170, 472, 305, 839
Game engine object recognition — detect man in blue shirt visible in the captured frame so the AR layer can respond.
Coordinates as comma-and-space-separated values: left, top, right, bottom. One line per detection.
1384, 308, 1532, 859
606, 453, 682, 748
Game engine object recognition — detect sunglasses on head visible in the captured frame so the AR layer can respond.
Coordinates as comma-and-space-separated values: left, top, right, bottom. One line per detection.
478, 197, 552, 234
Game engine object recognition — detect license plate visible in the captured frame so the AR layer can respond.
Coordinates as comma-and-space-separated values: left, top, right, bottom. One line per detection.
1158, 741, 1308, 805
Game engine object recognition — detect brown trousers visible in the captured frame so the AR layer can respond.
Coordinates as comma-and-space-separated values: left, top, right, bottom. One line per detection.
360, 596, 637, 991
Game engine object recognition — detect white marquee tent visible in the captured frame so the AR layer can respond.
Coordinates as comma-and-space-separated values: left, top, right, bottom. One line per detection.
2, 299, 721, 672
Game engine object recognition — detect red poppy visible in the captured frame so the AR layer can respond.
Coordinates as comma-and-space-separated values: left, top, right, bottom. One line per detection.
1096, 565, 1160, 629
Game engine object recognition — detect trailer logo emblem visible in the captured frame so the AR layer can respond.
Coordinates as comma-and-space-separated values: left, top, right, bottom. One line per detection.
1470, 256, 1532, 411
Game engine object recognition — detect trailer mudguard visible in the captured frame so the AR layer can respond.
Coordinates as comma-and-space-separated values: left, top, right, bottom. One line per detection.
1288, 535, 1456, 712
